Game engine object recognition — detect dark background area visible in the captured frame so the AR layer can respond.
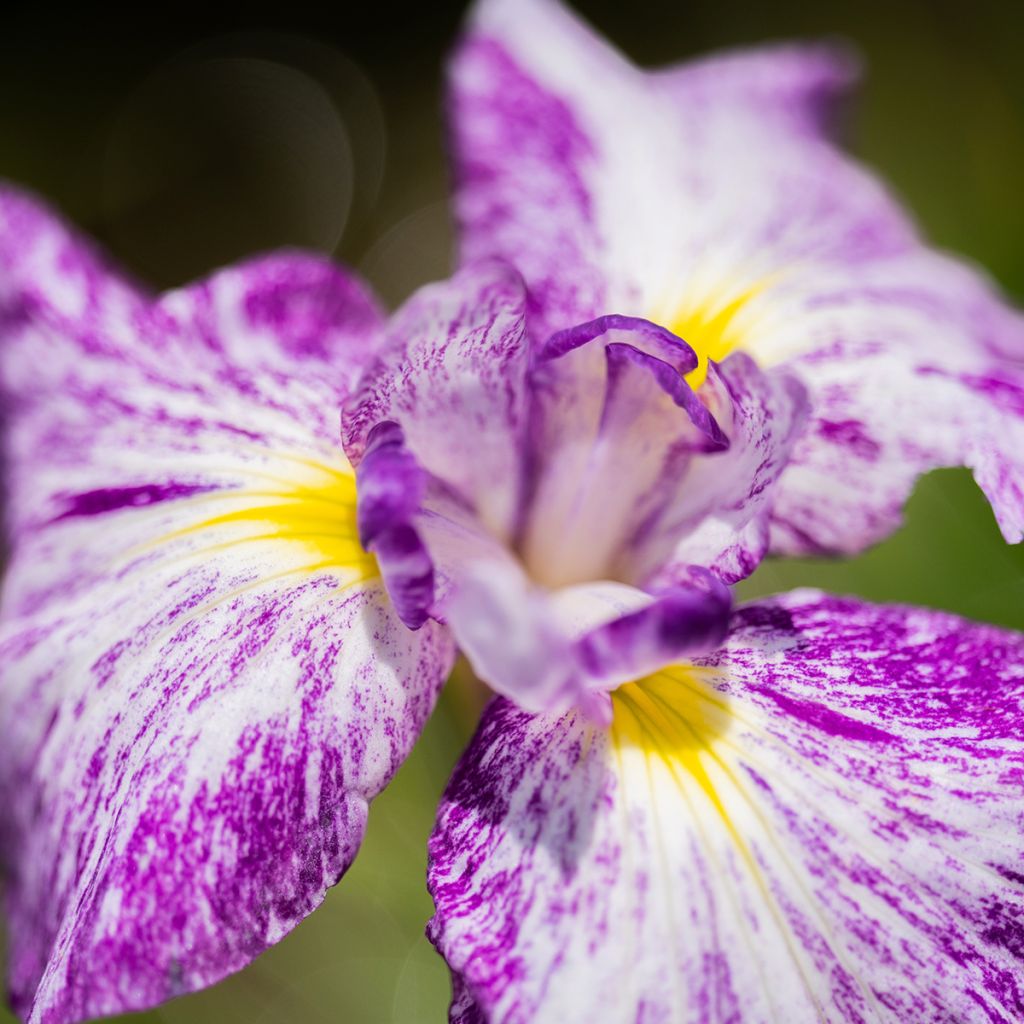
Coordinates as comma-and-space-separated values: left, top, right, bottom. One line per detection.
2, 1, 1023, 1020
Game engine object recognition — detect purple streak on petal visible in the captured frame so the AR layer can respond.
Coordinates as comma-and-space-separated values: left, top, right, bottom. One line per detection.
52, 483, 220, 522
815, 418, 881, 461
760, 687, 896, 744
355, 422, 435, 630
239, 251, 384, 364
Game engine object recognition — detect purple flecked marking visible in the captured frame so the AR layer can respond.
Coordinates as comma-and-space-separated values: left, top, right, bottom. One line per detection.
759, 687, 895, 744
448, 34, 608, 341
52, 483, 218, 522
816, 418, 881, 461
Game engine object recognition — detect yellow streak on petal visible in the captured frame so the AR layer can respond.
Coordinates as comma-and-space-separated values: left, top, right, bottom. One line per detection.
609, 667, 832, 1017
667, 279, 775, 389
611, 667, 738, 839
139, 456, 378, 584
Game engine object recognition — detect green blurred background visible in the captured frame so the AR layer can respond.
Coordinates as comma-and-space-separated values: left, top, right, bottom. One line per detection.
2, 0, 1023, 1020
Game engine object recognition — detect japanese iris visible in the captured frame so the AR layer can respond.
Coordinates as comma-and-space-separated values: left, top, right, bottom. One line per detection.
0, 2, 1023, 1024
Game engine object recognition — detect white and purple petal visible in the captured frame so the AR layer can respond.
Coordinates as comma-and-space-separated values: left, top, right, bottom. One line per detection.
450, 0, 915, 342
0, 187, 454, 1024
450, 0, 1024, 553
762, 252, 1024, 551
429, 591, 1024, 1023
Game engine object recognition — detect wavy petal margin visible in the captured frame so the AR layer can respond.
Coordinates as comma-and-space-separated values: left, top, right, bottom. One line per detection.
0, 187, 455, 1024
429, 591, 1024, 1023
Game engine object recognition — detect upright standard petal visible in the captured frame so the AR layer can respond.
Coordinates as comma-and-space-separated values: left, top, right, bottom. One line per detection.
429, 592, 1024, 1023
0, 188, 454, 1024
449, 0, 1024, 552
343, 259, 530, 543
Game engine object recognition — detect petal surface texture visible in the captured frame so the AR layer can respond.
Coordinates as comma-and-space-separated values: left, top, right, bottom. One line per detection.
449, 0, 1024, 552
0, 188, 454, 1024
429, 591, 1024, 1023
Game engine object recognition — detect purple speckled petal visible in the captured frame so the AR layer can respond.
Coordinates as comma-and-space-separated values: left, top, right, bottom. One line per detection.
764, 251, 1024, 552
0, 187, 454, 1024
652, 41, 860, 140
429, 591, 1024, 1023
343, 260, 530, 543
450, 0, 1024, 552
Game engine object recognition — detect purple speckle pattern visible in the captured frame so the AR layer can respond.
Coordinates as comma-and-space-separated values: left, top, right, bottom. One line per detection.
428, 590, 1024, 1022
51, 483, 219, 522
0, 185, 454, 1023
450, 31, 608, 342
448, 0, 1024, 553
769, 258, 1024, 552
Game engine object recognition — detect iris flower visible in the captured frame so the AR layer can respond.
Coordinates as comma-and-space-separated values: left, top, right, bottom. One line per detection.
0, 3, 1022, 1024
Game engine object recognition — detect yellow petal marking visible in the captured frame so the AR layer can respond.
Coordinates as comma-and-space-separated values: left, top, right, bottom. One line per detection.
665, 278, 776, 389
611, 667, 739, 840
137, 455, 378, 584
610, 666, 876, 1018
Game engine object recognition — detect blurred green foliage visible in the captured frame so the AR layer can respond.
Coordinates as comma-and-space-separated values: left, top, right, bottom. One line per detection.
1, 0, 1022, 1020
